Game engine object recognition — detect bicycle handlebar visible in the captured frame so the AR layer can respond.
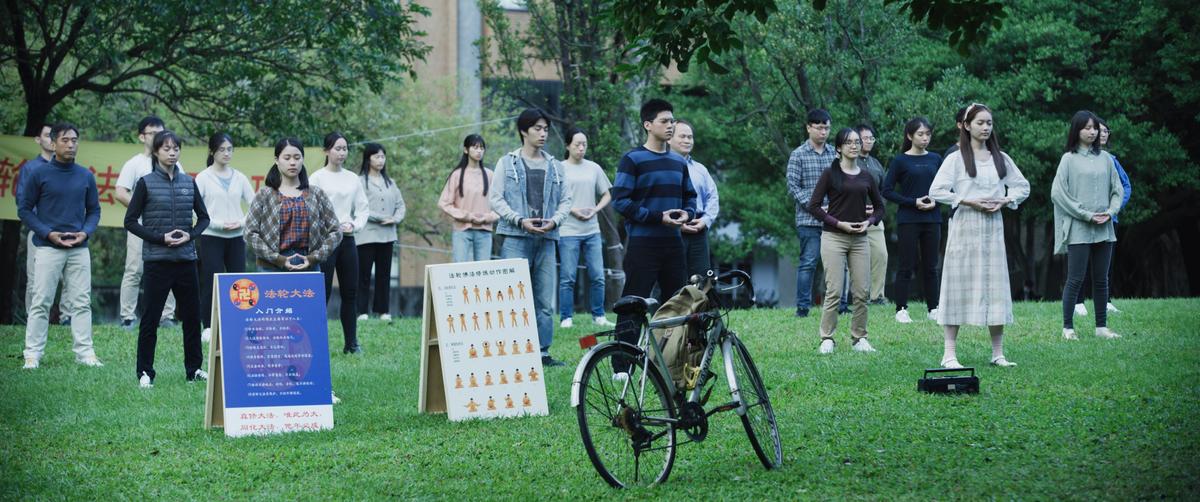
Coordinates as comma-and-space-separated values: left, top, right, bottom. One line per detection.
713, 269, 755, 304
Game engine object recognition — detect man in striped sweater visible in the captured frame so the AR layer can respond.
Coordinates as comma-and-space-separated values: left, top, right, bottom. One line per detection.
611, 99, 698, 375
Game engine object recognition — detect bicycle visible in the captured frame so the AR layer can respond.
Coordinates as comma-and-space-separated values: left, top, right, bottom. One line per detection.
570, 270, 782, 488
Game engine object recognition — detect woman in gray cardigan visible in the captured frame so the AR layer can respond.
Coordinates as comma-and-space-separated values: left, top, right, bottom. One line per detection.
1051, 110, 1125, 340
356, 143, 406, 321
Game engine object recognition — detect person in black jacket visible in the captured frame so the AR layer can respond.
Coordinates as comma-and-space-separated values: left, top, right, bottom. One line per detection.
124, 130, 211, 388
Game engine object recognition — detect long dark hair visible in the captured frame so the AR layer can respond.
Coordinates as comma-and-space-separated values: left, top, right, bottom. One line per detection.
207, 132, 233, 167
827, 127, 858, 192
1065, 110, 1102, 155
149, 130, 182, 173
901, 117, 933, 152
265, 137, 310, 190
958, 103, 1007, 178
358, 142, 391, 187
323, 131, 346, 168
451, 134, 488, 197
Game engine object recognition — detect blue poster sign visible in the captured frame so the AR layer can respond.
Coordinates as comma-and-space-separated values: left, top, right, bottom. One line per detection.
214, 272, 333, 436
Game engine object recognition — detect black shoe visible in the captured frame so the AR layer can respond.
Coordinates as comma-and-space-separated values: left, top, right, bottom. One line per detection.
343, 345, 363, 355
795, 307, 810, 318
869, 298, 888, 306
159, 318, 177, 328
59, 316, 71, 326
541, 356, 565, 367
121, 318, 137, 331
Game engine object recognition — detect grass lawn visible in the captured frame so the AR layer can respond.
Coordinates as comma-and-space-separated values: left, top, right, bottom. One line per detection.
2, 298, 1199, 499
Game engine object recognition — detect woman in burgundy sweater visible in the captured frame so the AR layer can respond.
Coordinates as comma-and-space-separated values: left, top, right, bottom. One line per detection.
807, 128, 885, 355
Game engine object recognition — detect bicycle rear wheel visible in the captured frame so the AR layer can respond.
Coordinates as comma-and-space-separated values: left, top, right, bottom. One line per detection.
723, 335, 782, 469
576, 343, 677, 488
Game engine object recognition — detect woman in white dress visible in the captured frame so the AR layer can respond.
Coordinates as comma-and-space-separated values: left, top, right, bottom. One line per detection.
929, 103, 1030, 369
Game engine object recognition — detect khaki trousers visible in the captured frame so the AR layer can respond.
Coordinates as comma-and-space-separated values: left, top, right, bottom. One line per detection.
820, 231, 870, 341
25, 245, 96, 361
867, 222, 888, 301
120, 232, 175, 321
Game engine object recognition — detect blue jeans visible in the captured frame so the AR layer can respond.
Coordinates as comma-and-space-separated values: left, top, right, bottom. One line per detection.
500, 235, 557, 357
558, 233, 605, 318
452, 229, 493, 262
795, 225, 822, 309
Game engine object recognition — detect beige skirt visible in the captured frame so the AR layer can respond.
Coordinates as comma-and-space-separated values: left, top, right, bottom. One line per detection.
936, 208, 1014, 326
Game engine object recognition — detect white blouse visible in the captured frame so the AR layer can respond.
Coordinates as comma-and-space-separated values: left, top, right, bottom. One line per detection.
309, 167, 370, 233
930, 149, 1030, 210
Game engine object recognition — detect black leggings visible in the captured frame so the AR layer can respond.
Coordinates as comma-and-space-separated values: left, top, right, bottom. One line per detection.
1063, 241, 1113, 329
322, 236, 359, 351
356, 241, 394, 315
893, 223, 941, 311
614, 240, 686, 372
137, 261, 202, 381
198, 235, 247, 329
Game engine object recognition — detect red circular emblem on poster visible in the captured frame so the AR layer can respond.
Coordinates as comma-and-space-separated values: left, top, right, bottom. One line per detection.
229, 279, 260, 310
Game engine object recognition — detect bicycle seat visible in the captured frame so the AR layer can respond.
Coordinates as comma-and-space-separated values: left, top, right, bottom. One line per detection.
612, 296, 659, 316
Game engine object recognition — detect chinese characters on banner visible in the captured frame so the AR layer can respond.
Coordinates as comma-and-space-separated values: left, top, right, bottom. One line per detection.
419, 258, 549, 421
205, 272, 334, 437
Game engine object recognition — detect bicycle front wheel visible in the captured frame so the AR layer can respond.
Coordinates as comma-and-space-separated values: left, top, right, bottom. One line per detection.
723, 335, 783, 469
576, 343, 677, 488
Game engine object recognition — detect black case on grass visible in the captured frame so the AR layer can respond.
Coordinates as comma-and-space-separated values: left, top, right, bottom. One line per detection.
918, 367, 979, 394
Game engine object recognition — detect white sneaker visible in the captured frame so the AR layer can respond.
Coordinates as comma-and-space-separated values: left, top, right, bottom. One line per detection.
380, 314, 392, 322
139, 373, 153, 389
1106, 302, 1120, 313
818, 339, 835, 354
1095, 327, 1122, 339
1074, 303, 1088, 316
191, 369, 209, 381
593, 316, 614, 327
612, 371, 630, 383
927, 308, 939, 321
990, 356, 1017, 367
77, 356, 104, 367
331, 391, 342, 404
852, 339, 877, 353
560, 318, 573, 329
23, 357, 39, 369
1062, 328, 1078, 340
940, 357, 963, 369
894, 308, 913, 324
201, 328, 211, 344
356, 313, 368, 321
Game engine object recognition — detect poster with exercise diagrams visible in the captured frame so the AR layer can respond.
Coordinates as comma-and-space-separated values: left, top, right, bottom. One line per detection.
419, 258, 549, 421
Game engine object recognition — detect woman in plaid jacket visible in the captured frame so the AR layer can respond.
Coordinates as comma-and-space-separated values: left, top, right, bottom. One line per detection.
245, 137, 342, 273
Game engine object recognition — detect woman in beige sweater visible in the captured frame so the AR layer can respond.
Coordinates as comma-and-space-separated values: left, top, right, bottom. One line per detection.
438, 134, 498, 262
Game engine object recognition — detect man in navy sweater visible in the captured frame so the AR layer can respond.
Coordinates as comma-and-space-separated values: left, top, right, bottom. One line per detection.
16, 123, 103, 369
610, 99, 697, 376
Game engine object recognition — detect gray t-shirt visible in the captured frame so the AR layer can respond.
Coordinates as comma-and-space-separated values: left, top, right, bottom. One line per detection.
523, 156, 547, 219
560, 159, 612, 236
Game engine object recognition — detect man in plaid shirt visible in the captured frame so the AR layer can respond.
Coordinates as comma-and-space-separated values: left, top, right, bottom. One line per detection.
786, 109, 836, 317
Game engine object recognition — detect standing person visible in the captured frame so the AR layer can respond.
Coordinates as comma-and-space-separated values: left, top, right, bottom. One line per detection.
438, 134, 497, 262
883, 117, 944, 323
807, 128, 885, 354
310, 132, 369, 354
124, 130, 211, 387
244, 137, 343, 403
929, 103, 1030, 368
17, 123, 103, 369
856, 124, 888, 305
611, 99, 697, 377
557, 127, 613, 329
355, 143, 406, 322
1073, 118, 1131, 315
786, 109, 837, 317
115, 116, 178, 330
19, 123, 72, 323
195, 133, 255, 342
1052, 111, 1124, 340
669, 119, 720, 280
488, 109, 574, 367
944, 105, 969, 157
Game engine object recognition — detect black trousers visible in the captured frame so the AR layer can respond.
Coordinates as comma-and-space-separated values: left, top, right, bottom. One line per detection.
893, 223, 942, 311
614, 239, 686, 371
322, 236, 359, 351
198, 235, 247, 329
681, 230, 712, 281
356, 241, 394, 316
1063, 241, 1114, 329
137, 261, 203, 381
1073, 248, 1117, 304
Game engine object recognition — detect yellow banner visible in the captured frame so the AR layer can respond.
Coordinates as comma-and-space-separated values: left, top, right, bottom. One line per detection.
0, 135, 328, 228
